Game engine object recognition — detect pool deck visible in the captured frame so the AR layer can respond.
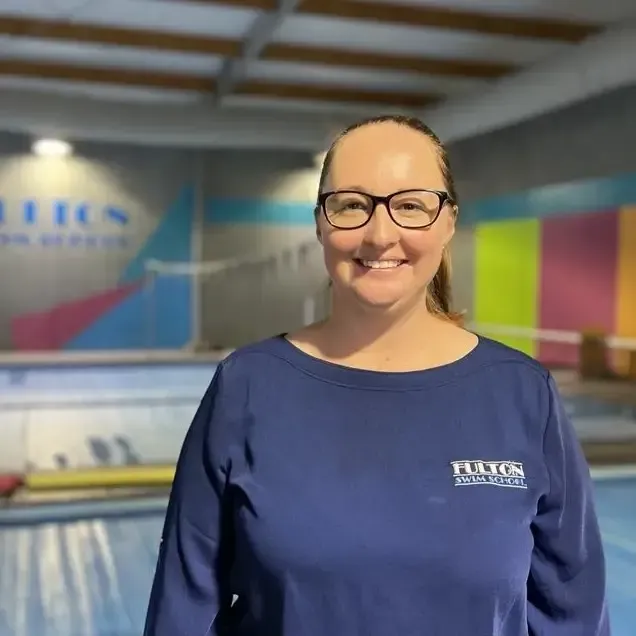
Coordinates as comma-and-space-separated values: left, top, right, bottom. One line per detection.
0, 351, 634, 401
554, 370, 636, 406
0, 349, 229, 368
0, 357, 635, 472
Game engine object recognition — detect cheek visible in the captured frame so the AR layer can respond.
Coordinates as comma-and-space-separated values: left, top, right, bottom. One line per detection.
321, 227, 362, 267
401, 228, 445, 265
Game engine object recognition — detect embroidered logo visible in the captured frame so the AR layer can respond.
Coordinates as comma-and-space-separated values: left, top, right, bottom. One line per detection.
450, 460, 527, 489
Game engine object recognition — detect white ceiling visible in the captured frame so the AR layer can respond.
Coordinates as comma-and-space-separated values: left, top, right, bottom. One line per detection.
355, 0, 636, 23
0, 0, 258, 36
271, 17, 571, 63
0, 0, 634, 149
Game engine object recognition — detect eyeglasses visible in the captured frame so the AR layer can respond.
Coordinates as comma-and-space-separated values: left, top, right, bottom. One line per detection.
317, 189, 454, 230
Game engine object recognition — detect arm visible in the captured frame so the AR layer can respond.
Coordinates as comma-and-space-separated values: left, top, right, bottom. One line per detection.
527, 373, 610, 635
143, 362, 239, 636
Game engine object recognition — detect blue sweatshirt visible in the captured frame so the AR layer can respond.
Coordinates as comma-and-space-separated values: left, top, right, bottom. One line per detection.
144, 334, 610, 636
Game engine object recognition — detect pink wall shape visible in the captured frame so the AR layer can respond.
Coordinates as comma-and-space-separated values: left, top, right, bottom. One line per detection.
538, 210, 619, 367
11, 281, 142, 351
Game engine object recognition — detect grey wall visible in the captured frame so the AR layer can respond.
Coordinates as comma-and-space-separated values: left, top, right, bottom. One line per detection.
200, 150, 326, 347
448, 83, 636, 203
0, 133, 194, 350
0, 134, 327, 351
201, 149, 318, 260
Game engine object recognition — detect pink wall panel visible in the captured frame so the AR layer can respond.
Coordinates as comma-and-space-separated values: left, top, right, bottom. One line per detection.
538, 210, 619, 367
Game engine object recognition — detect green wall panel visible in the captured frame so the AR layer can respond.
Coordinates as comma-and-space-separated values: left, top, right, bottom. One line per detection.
474, 219, 540, 356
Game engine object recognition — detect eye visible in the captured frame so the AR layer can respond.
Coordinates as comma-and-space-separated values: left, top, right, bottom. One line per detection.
326, 193, 369, 213
343, 200, 367, 210
394, 200, 427, 213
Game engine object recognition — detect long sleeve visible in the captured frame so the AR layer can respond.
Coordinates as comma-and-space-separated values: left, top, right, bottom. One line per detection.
143, 361, 241, 636
527, 373, 610, 635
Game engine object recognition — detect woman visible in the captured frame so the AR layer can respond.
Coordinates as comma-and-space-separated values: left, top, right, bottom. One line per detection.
144, 115, 610, 635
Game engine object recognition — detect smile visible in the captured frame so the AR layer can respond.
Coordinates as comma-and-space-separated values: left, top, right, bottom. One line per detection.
355, 259, 407, 270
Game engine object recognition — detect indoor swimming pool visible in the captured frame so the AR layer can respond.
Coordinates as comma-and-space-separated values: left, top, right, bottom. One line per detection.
0, 474, 634, 636
0, 361, 635, 635
1, 361, 636, 471
0, 361, 216, 471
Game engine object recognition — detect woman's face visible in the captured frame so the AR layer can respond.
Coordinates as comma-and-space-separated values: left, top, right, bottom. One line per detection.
317, 122, 456, 312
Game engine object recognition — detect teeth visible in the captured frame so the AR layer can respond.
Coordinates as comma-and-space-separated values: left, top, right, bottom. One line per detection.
361, 260, 403, 269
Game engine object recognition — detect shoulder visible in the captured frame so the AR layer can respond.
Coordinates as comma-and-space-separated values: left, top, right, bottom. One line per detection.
468, 335, 560, 421
197, 337, 306, 447
218, 335, 293, 372
473, 335, 550, 382
211, 334, 301, 392
191, 340, 289, 453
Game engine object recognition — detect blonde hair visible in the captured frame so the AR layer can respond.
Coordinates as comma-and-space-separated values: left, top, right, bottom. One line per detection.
427, 246, 463, 323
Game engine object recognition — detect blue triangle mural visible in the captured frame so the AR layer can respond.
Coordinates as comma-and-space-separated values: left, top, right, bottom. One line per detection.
64, 185, 195, 350
64, 278, 191, 350
120, 185, 195, 284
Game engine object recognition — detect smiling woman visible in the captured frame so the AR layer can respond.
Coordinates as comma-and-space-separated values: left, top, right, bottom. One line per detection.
143, 115, 610, 636
316, 116, 458, 318
313, 116, 460, 324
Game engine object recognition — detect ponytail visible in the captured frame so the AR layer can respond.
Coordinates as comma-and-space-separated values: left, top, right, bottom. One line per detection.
426, 248, 464, 324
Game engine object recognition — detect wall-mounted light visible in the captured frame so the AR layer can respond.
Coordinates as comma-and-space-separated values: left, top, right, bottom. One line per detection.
32, 138, 73, 158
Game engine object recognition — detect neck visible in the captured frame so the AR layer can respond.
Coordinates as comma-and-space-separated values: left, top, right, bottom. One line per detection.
322, 293, 444, 360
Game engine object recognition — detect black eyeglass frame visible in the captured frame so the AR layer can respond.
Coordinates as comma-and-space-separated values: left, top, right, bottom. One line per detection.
316, 189, 455, 230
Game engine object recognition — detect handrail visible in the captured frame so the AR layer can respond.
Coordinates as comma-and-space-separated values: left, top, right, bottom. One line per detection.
469, 323, 636, 351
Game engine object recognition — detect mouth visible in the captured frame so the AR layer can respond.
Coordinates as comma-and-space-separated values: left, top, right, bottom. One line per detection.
353, 258, 408, 271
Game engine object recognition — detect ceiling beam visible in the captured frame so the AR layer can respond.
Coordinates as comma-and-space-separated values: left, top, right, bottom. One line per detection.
264, 42, 514, 78
215, 0, 303, 104
0, 16, 241, 56
0, 16, 515, 79
0, 60, 216, 91
238, 80, 438, 107
197, 0, 600, 42
0, 60, 439, 107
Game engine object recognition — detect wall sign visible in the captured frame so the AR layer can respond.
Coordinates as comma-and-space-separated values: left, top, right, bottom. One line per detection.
0, 198, 130, 248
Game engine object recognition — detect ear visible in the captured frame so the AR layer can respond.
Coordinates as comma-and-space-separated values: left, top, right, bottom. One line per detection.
442, 206, 456, 244
315, 224, 323, 245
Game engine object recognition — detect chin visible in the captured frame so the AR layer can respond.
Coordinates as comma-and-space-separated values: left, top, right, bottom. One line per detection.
330, 270, 422, 312
351, 285, 410, 310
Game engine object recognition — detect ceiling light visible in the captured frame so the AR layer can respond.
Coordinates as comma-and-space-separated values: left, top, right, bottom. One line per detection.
32, 138, 73, 158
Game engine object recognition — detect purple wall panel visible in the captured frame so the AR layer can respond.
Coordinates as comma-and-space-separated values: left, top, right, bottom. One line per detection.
538, 210, 619, 367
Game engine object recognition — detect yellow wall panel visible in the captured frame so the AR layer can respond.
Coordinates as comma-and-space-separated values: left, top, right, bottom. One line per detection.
615, 206, 636, 374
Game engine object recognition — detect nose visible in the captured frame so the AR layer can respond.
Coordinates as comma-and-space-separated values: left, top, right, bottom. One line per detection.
363, 203, 400, 248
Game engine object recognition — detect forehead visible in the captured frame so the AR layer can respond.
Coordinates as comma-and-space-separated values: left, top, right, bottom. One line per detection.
327, 123, 445, 192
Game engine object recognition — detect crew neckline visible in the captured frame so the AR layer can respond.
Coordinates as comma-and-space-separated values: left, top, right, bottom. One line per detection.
267, 332, 488, 390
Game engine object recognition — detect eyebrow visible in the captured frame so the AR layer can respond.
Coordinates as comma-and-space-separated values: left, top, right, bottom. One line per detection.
330, 185, 369, 192
331, 186, 437, 194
